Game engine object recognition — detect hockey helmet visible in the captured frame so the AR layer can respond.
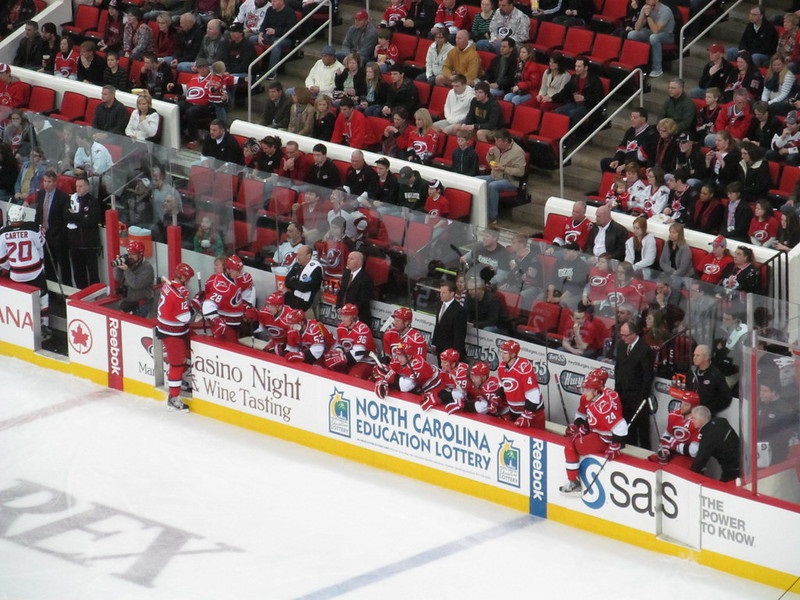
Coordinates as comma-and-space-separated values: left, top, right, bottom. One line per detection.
392, 306, 413, 322
499, 339, 520, 355
392, 343, 409, 358
174, 263, 194, 279
128, 240, 145, 255
266, 292, 285, 306
439, 348, 460, 364
285, 308, 306, 325
225, 255, 244, 272
583, 368, 609, 391
7, 205, 26, 223
471, 362, 490, 378
340, 303, 359, 318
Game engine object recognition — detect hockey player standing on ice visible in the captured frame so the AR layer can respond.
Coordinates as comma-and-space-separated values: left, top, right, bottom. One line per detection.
496, 339, 544, 428
324, 303, 376, 379
381, 306, 427, 359
0, 205, 50, 339
202, 255, 255, 343
156, 263, 195, 412
560, 368, 628, 495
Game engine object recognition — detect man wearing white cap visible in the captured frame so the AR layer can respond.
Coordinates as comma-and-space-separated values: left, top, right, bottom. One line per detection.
305, 45, 343, 98
338, 10, 378, 64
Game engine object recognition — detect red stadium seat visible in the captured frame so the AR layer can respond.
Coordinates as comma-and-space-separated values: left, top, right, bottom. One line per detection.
498, 100, 513, 128
768, 165, 800, 206
528, 112, 570, 169
85, 9, 109, 41
413, 79, 431, 106
47, 91, 87, 122
74, 97, 103, 126
392, 33, 418, 62
560, 28, 595, 66
584, 33, 623, 73
530, 22, 566, 62
427, 85, 449, 120
431, 134, 460, 169
27, 85, 55, 113
446, 188, 472, 221
508, 105, 541, 141
607, 39, 650, 85
591, 0, 629, 33
62, 5, 100, 38
405, 38, 433, 73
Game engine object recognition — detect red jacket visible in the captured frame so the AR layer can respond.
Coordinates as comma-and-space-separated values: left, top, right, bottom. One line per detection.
715, 102, 752, 141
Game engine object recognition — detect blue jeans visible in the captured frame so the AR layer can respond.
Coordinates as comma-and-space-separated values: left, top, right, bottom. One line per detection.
726, 47, 770, 67
627, 29, 673, 72
478, 175, 517, 221
475, 39, 500, 53
504, 92, 531, 105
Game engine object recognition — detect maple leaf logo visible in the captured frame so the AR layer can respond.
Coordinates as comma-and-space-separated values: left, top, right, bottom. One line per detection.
68, 319, 93, 354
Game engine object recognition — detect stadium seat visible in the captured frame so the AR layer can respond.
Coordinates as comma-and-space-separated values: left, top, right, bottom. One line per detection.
74, 97, 102, 126
516, 301, 564, 343
26, 85, 55, 113
62, 5, 101, 39
405, 38, 433, 75
392, 33, 418, 62
364, 255, 391, 297
591, 0, 629, 33
47, 91, 87, 122
584, 33, 623, 73
432, 134, 460, 169
413, 80, 431, 107
768, 165, 800, 207
446, 188, 472, 221
84, 9, 109, 41
508, 106, 542, 142
530, 22, 567, 62
427, 85, 449, 120
238, 226, 279, 265
607, 39, 650, 87
560, 28, 595, 67
528, 112, 570, 169
498, 100, 514, 128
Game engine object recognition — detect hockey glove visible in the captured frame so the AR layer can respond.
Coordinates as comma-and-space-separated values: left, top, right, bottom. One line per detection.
420, 391, 437, 411
211, 318, 227, 338
374, 379, 389, 399
604, 442, 622, 461
323, 347, 348, 370
514, 411, 534, 428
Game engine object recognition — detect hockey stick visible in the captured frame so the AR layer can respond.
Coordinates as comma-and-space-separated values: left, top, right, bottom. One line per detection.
555, 371, 570, 424
195, 271, 208, 334
582, 394, 651, 496
43, 238, 66, 299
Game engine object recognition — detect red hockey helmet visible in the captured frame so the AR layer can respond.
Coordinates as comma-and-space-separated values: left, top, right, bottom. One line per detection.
266, 292, 285, 306
582, 368, 609, 391
499, 339, 520, 355
392, 307, 413, 322
340, 303, 359, 318
225, 255, 244, 272
128, 240, 145, 255
392, 343, 409, 357
471, 362, 490, 378
285, 308, 306, 325
439, 348, 460, 364
174, 263, 194, 279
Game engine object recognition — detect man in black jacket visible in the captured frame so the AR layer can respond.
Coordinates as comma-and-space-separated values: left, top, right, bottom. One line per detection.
600, 106, 658, 173
553, 57, 605, 130
462, 81, 500, 143
376, 64, 420, 119
336, 251, 373, 325
305, 143, 341, 189
65, 176, 103, 289
690, 406, 741, 482
689, 344, 732, 415
615, 320, 655, 449
261, 80, 291, 128
586, 204, 627, 261
431, 280, 467, 359
172, 12, 205, 71
34, 170, 72, 286
258, 0, 297, 78
13, 20, 44, 70
92, 85, 129, 135
344, 150, 379, 198
485, 38, 517, 98
201, 119, 244, 165
728, 5, 778, 67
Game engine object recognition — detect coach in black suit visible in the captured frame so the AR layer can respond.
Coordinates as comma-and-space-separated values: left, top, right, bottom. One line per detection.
336, 251, 373, 326
34, 169, 72, 287
586, 204, 627, 261
431, 280, 467, 361
614, 319, 655, 450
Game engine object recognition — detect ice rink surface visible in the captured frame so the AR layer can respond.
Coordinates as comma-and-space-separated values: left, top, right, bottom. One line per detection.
0, 357, 797, 600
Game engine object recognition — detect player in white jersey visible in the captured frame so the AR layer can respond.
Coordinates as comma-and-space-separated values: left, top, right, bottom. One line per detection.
0, 205, 50, 338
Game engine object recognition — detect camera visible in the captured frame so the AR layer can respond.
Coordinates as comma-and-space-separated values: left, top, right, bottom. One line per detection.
112, 254, 130, 268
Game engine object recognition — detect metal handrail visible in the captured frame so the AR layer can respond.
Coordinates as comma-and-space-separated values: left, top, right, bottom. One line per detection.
246, 1, 333, 122
678, 0, 745, 80
558, 68, 645, 198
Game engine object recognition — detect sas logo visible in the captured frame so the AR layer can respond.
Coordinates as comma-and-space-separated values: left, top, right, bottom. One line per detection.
579, 457, 607, 509
497, 436, 520, 488
328, 388, 351, 438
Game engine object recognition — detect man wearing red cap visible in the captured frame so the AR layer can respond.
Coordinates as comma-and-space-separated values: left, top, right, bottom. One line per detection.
698, 235, 733, 286
113, 240, 155, 317
337, 9, 378, 64
690, 43, 733, 99
0, 64, 26, 110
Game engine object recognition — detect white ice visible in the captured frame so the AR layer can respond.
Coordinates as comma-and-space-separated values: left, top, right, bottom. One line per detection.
0, 357, 796, 600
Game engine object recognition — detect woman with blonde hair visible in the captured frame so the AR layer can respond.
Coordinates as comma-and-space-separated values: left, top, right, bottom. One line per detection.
659, 222, 693, 279
288, 86, 315, 136
406, 108, 439, 164
312, 95, 336, 141
125, 92, 160, 142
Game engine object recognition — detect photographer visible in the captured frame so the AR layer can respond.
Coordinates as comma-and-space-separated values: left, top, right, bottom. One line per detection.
113, 240, 155, 317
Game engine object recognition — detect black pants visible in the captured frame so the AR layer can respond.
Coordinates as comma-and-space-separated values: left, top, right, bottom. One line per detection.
44, 235, 73, 288
70, 246, 100, 289
620, 392, 651, 450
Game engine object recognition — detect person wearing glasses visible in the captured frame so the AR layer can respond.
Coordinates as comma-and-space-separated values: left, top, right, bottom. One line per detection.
615, 319, 655, 449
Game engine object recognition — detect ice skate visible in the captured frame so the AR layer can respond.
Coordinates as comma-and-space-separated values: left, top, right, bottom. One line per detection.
167, 396, 189, 412
559, 479, 582, 495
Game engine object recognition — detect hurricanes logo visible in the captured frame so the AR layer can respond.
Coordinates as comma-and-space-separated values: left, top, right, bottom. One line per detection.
753, 229, 769, 243
185, 87, 206, 101
564, 230, 579, 243
704, 263, 721, 275
589, 274, 609, 287
412, 140, 429, 156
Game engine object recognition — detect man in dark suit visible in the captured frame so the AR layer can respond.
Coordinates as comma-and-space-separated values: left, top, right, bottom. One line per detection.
587, 204, 627, 261
201, 119, 244, 166
615, 319, 655, 450
431, 280, 467, 361
336, 251, 373, 326
34, 170, 72, 287
65, 176, 103, 289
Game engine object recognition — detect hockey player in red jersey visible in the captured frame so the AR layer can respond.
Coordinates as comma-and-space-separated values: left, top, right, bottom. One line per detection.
559, 368, 629, 495
496, 339, 545, 428
467, 361, 505, 415
0, 205, 50, 338
323, 303, 376, 379
435, 348, 471, 414
156, 263, 195, 411
648, 377, 700, 468
373, 344, 447, 410
201, 255, 253, 343
283, 308, 333, 364
255, 291, 292, 354
381, 306, 427, 358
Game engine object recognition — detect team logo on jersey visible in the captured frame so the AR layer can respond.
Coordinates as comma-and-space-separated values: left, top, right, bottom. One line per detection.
68, 319, 93, 354
497, 436, 520, 488
704, 263, 721, 275
328, 387, 351, 437
589, 274, 610, 287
